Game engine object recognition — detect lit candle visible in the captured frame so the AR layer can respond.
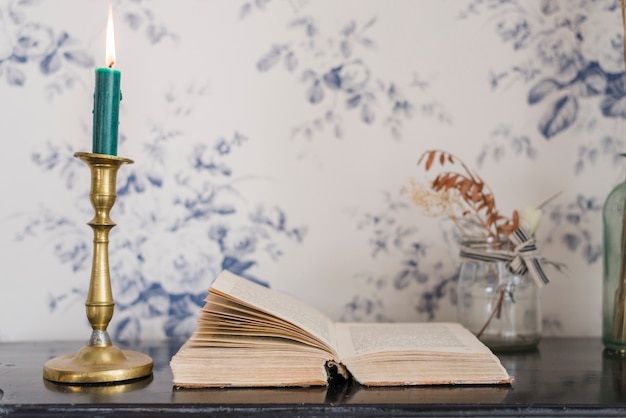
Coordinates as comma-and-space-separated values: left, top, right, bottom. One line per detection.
92, 5, 121, 156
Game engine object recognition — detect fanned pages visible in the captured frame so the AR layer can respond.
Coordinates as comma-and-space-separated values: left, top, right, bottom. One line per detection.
171, 270, 513, 388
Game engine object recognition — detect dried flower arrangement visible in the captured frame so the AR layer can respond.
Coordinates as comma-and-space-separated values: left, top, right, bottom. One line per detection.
408, 149, 552, 345
408, 149, 522, 240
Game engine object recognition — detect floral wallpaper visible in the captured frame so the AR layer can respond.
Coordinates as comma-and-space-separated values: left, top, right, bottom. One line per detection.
0, 0, 623, 342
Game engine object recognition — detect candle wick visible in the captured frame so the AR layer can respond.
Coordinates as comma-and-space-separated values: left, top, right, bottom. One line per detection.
108, 62, 115, 69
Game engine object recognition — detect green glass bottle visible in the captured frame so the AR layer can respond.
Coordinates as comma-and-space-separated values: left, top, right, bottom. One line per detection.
603, 156, 626, 353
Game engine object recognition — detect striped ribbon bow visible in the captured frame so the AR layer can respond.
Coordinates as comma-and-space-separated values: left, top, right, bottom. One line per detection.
459, 228, 550, 287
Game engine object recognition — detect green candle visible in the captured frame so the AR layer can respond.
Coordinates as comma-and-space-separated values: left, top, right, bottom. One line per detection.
92, 68, 121, 155
92, 6, 121, 156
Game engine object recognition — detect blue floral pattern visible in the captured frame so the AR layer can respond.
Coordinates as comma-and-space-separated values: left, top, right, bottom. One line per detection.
461, 0, 624, 139
341, 191, 459, 322
254, 8, 451, 141
545, 194, 603, 264
122, 0, 178, 44
476, 125, 538, 168
1, 0, 624, 341
0, 1, 93, 96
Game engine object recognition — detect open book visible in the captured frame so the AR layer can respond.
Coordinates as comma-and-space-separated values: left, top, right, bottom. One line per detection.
170, 270, 513, 388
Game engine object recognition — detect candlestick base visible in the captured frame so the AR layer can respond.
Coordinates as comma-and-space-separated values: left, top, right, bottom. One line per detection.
43, 343, 153, 384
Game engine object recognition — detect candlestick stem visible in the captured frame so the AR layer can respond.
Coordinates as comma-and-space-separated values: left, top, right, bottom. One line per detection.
43, 152, 153, 384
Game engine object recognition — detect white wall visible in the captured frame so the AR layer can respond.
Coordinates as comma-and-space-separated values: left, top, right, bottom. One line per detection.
0, 0, 623, 342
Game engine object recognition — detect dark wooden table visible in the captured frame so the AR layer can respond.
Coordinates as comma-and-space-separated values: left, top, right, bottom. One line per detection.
1, 338, 626, 416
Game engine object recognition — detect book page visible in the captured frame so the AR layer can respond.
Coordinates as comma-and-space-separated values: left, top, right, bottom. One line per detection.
335, 322, 494, 359
200, 293, 330, 349
210, 270, 338, 355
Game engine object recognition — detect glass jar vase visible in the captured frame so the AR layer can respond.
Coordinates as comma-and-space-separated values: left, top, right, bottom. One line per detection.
603, 157, 626, 353
457, 242, 542, 352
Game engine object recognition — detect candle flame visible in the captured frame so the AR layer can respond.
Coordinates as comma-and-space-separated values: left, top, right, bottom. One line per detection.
105, 5, 116, 68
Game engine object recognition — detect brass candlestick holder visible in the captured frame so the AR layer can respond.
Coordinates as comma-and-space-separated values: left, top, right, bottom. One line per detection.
43, 152, 153, 384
